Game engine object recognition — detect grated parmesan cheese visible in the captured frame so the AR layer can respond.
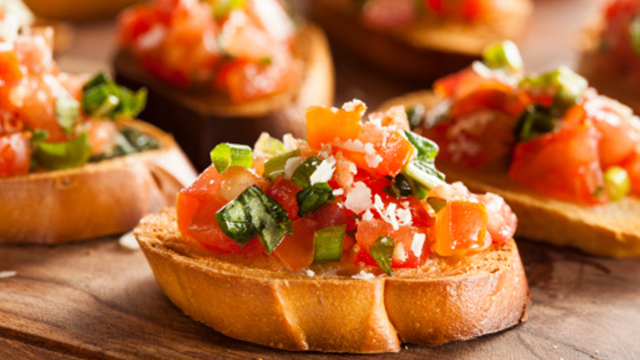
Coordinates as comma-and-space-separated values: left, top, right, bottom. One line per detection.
352, 270, 375, 280
411, 233, 426, 258
345, 182, 372, 214
332, 188, 344, 196
362, 209, 374, 221
310, 157, 336, 185
284, 156, 304, 179
342, 99, 367, 115
305, 269, 315, 277
363, 143, 383, 168
393, 242, 408, 263
372, 194, 413, 230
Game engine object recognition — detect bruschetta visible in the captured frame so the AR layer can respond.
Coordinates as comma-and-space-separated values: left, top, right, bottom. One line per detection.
580, 0, 640, 114
134, 100, 529, 353
309, 0, 533, 82
114, 0, 334, 169
0, 21, 196, 244
382, 41, 640, 257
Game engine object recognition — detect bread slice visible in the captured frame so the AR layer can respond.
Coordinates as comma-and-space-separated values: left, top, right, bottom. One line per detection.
0, 121, 196, 244
309, 0, 533, 82
381, 91, 640, 258
134, 208, 529, 353
114, 24, 334, 170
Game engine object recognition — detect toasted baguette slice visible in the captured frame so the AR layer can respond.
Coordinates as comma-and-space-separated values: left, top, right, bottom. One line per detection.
381, 91, 640, 258
114, 24, 334, 170
134, 208, 529, 353
309, 0, 533, 82
0, 121, 196, 244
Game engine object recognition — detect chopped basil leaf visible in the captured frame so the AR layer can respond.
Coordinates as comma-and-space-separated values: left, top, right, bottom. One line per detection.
630, 16, 640, 56
210, 143, 253, 174
401, 130, 445, 193
34, 132, 92, 170
263, 150, 300, 180
296, 182, 335, 216
216, 185, 292, 253
482, 40, 524, 72
90, 127, 159, 162
369, 236, 395, 276
81, 73, 147, 119
55, 97, 80, 135
405, 104, 425, 130
427, 197, 447, 213
514, 105, 556, 142
82, 72, 110, 92
383, 174, 413, 198
402, 130, 439, 163
291, 156, 322, 188
313, 224, 346, 263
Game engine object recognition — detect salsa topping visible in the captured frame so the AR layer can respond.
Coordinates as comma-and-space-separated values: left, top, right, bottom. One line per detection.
118, 0, 298, 103
176, 100, 518, 275
0, 18, 151, 177
416, 40, 640, 205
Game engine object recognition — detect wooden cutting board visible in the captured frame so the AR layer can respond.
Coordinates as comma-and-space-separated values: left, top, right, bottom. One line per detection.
1, 238, 639, 360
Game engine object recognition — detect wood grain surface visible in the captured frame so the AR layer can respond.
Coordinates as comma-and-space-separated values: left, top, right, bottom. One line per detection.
4, 0, 638, 359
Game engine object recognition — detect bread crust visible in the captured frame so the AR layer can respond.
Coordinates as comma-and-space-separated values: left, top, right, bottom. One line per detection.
0, 120, 196, 244
114, 24, 334, 169
134, 209, 529, 353
380, 91, 640, 258
309, 0, 533, 82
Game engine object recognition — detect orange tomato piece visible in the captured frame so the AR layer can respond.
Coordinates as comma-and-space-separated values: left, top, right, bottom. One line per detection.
434, 199, 488, 257
0, 47, 23, 87
306, 106, 362, 150
272, 217, 316, 271
0, 132, 31, 177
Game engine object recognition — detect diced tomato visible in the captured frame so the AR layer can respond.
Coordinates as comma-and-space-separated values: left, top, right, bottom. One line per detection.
118, 5, 172, 46
0, 132, 31, 177
476, 192, 517, 244
223, 54, 295, 103
0, 47, 23, 87
306, 106, 362, 150
361, 0, 416, 29
176, 165, 225, 236
311, 201, 356, 231
86, 120, 117, 156
218, 165, 269, 202
272, 217, 316, 271
267, 177, 301, 220
605, 0, 638, 21
460, 0, 488, 21
433, 199, 489, 257
509, 123, 607, 205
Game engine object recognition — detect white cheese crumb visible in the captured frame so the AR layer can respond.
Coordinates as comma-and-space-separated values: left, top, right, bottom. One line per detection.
136, 24, 167, 50
342, 99, 367, 115
119, 231, 140, 251
363, 142, 383, 168
352, 270, 376, 280
0, 270, 17, 279
393, 242, 408, 263
332, 188, 344, 196
396, 208, 412, 226
282, 134, 298, 152
331, 106, 339, 114
345, 182, 373, 214
305, 269, 315, 277
411, 233, 426, 258
338, 139, 366, 153
284, 156, 304, 179
362, 209, 374, 221
310, 157, 336, 185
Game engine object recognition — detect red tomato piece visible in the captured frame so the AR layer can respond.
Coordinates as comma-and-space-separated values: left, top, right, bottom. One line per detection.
361, 0, 416, 29
0, 132, 31, 177
118, 5, 171, 46
176, 165, 225, 236
433, 199, 488, 257
509, 123, 607, 205
223, 55, 295, 103
267, 177, 301, 220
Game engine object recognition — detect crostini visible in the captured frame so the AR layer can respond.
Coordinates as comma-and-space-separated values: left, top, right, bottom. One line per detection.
0, 22, 196, 244
580, 0, 640, 113
114, 0, 334, 169
134, 100, 529, 353
309, 0, 533, 82
382, 41, 640, 257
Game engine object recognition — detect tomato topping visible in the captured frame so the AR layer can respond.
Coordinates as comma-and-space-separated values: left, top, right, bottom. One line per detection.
0, 132, 30, 177
0, 47, 22, 87
176, 165, 225, 235
306, 106, 362, 150
434, 199, 489, 257
272, 217, 316, 271
267, 177, 301, 220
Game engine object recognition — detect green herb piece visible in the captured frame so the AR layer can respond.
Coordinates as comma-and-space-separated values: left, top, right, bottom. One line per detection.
427, 197, 447, 213
401, 130, 445, 192
630, 16, 640, 56
604, 166, 631, 201
34, 132, 92, 170
254, 132, 285, 156
482, 40, 524, 72
213, 0, 246, 18
406, 104, 425, 130
514, 105, 556, 142
296, 182, 335, 216
519, 66, 588, 117
383, 174, 414, 198
90, 127, 160, 162
313, 224, 346, 263
291, 156, 322, 188
369, 236, 395, 276
210, 143, 253, 174
216, 185, 292, 253
81, 73, 147, 119
263, 150, 300, 180
259, 57, 273, 66
55, 97, 80, 135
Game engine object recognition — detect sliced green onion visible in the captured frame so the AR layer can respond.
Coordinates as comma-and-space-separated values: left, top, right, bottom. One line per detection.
519, 66, 588, 117
402, 130, 439, 162
604, 166, 631, 201
482, 40, 524, 72
369, 236, 395, 276
291, 156, 322, 188
296, 182, 335, 216
630, 16, 640, 56
82, 72, 110, 92
216, 185, 292, 253
34, 132, 92, 170
82, 87, 120, 118
263, 150, 300, 179
313, 224, 346, 263
427, 197, 447, 213
254, 132, 285, 156
210, 143, 253, 174
55, 97, 80, 134
406, 104, 425, 130
400, 130, 446, 193
514, 105, 556, 142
